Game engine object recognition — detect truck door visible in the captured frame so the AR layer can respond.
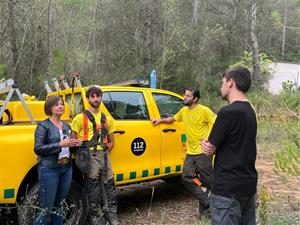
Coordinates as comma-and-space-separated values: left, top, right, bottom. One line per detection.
102, 91, 161, 184
151, 92, 186, 175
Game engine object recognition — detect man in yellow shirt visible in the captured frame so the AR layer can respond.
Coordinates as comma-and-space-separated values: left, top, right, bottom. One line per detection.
152, 87, 216, 217
72, 86, 118, 225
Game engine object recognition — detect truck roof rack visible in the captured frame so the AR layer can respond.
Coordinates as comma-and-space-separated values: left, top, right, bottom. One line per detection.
0, 79, 36, 124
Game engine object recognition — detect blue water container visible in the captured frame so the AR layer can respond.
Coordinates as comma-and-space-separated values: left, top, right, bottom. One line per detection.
150, 69, 157, 89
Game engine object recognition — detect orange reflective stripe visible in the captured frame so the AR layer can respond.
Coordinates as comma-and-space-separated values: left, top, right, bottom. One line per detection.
102, 115, 108, 144
103, 136, 108, 144
193, 177, 202, 186
96, 124, 101, 132
83, 113, 89, 141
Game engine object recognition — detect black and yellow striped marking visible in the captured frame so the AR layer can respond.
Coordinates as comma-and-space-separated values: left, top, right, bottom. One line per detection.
115, 165, 182, 181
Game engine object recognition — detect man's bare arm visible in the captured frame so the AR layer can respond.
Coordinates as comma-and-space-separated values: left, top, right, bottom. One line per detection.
107, 134, 114, 150
151, 117, 175, 126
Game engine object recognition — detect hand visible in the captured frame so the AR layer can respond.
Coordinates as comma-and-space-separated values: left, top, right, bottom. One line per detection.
60, 138, 82, 148
151, 118, 160, 126
107, 142, 114, 151
201, 140, 216, 156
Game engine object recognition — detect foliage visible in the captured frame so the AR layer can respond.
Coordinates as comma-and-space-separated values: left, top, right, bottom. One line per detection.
268, 204, 300, 225
259, 185, 271, 225
0, 0, 299, 94
195, 217, 210, 225
0, 64, 8, 79
247, 89, 283, 115
53, 49, 68, 76
279, 82, 300, 112
282, 80, 298, 93
275, 122, 300, 175
230, 51, 274, 85
284, 50, 300, 63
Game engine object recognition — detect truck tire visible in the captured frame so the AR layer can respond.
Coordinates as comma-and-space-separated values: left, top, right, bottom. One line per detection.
18, 181, 88, 225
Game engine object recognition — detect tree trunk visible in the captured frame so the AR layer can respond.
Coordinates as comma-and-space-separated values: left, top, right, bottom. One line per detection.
82, 0, 98, 75
281, 0, 287, 59
8, 0, 19, 83
250, 0, 261, 83
192, 0, 199, 24
160, 2, 167, 89
47, 0, 54, 79
143, 0, 153, 74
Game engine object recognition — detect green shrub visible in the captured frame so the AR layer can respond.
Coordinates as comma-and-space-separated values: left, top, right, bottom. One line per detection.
230, 51, 274, 85
269, 205, 300, 225
259, 185, 270, 225
0, 64, 8, 79
275, 122, 300, 175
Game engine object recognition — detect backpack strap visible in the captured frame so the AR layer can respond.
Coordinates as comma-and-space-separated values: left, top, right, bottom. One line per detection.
82, 110, 99, 150
100, 112, 109, 182
100, 112, 108, 147
82, 110, 98, 134
82, 113, 89, 141
82, 110, 108, 150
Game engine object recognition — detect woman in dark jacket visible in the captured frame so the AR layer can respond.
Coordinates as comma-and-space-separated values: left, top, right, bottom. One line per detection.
34, 96, 81, 225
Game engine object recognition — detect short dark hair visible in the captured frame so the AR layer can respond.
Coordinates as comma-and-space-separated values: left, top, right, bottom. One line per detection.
86, 85, 102, 98
44, 96, 64, 116
186, 87, 200, 103
223, 67, 252, 93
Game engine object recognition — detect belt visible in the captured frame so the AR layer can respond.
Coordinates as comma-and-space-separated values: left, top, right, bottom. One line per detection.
57, 157, 70, 165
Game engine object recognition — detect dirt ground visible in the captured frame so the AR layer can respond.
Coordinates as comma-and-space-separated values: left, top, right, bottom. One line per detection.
1, 148, 299, 225
116, 156, 300, 225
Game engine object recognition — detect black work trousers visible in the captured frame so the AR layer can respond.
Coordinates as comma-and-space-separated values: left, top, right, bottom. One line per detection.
210, 193, 256, 225
182, 153, 213, 209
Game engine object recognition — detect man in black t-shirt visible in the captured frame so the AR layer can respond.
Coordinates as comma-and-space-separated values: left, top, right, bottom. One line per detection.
202, 67, 257, 225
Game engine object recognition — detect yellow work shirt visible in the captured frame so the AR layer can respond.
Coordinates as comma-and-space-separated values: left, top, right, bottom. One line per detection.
71, 111, 116, 150
174, 104, 216, 155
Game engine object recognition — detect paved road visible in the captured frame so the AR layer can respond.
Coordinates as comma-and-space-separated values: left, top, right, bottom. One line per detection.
268, 62, 300, 94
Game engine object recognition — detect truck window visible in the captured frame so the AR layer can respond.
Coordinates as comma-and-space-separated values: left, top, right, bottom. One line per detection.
65, 93, 84, 116
102, 92, 149, 120
152, 93, 184, 118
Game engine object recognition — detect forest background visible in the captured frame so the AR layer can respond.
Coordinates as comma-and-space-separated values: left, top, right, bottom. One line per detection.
0, 0, 299, 97
0, 0, 299, 224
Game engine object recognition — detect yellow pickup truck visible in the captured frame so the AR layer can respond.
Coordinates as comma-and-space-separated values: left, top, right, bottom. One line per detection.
0, 83, 186, 224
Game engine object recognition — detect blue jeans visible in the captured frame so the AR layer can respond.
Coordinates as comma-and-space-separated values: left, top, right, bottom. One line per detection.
35, 164, 72, 225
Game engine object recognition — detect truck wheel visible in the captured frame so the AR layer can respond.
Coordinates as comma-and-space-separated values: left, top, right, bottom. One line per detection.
18, 181, 88, 225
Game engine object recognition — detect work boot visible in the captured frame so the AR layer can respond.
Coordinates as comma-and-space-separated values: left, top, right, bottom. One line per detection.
107, 210, 119, 225
104, 178, 119, 225
88, 203, 106, 225
198, 190, 210, 218
89, 216, 105, 225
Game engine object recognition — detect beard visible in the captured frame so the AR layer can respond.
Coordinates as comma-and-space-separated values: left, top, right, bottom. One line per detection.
90, 101, 100, 108
184, 100, 193, 106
